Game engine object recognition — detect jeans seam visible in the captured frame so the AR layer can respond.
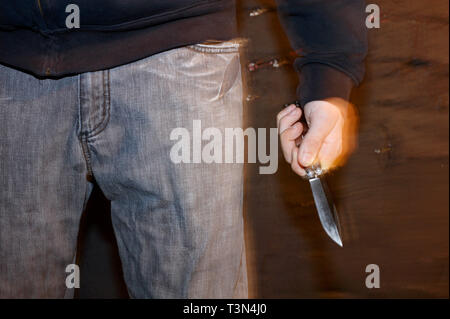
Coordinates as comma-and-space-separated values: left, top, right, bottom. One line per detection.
80, 134, 94, 177
233, 174, 246, 297
77, 74, 94, 177
77, 74, 81, 136
85, 70, 111, 139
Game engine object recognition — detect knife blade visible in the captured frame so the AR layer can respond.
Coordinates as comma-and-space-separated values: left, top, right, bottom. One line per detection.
308, 171, 343, 247
283, 101, 343, 246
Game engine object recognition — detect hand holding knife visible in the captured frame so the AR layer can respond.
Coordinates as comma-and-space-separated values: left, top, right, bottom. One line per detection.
282, 101, 343, 247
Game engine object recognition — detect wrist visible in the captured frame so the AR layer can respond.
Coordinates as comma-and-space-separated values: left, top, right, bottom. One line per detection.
304, 99, 347, 120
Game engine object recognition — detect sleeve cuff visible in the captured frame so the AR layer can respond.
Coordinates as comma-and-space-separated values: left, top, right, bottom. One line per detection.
296, 62, 355, 107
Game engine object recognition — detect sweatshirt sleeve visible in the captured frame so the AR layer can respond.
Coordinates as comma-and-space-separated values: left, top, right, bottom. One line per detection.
275, 0, 368, 106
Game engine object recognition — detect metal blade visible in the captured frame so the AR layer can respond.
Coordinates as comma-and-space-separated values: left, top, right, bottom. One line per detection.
309, 177, 343, 247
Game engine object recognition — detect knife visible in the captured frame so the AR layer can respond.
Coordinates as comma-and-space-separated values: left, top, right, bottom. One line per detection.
283, 101, 343, 247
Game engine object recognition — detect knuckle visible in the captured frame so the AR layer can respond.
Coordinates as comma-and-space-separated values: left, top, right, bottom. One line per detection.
278, 116, 287, 127
276, 113, 282, 122
280, 131, 289, 141
286, 125, 299, 136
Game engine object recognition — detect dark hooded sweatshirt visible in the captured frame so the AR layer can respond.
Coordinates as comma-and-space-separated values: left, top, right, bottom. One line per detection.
0, 0, 367, 106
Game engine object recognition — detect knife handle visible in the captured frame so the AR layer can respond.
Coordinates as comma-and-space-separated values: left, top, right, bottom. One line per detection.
282, 101, 325, 179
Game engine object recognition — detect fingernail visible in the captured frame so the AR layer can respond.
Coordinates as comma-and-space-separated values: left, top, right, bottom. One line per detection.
291, 107, 300, 115
286, 104, 295, 112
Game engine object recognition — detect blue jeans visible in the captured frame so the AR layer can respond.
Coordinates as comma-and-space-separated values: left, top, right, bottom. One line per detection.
0, 41, 247, 298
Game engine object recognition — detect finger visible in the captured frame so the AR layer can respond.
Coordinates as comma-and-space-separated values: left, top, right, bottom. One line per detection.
299, 112, 337, 167
278, 107, 302, 135
280, 122, 304, 162
291, 147, 306, 177
276, 104, 296, 128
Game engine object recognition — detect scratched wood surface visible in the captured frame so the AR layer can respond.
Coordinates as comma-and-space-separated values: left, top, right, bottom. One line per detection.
77, 0, 449, 298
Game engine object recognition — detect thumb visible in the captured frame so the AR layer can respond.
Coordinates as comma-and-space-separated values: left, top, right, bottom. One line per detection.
299, 109, 337, 167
